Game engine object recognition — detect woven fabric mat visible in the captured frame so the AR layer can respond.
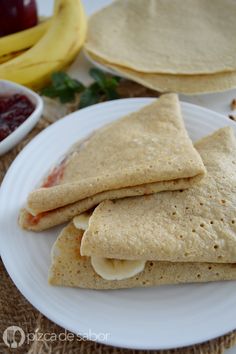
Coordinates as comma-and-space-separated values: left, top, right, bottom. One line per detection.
0, 80, 236, 354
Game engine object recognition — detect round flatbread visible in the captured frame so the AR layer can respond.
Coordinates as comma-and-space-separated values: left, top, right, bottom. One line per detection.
85, 0, 236, 75
87, 51, 236, 94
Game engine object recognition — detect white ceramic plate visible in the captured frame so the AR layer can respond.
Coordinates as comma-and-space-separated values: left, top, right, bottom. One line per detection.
1, 98, 236, 350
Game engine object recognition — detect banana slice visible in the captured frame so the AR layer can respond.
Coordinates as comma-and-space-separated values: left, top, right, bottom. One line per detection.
91, 256, 146, 280
74, 211, 146, 280
73, 211, 93, 230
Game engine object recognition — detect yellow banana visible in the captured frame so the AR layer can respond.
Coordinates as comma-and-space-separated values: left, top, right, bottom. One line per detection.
0, 19, 51, 57
0, 0, 87, 89
0, 50, 26, 64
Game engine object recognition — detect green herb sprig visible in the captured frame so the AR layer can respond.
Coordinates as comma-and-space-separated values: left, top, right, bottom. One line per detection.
41, 72, 85, 103
41, 68, 121, 108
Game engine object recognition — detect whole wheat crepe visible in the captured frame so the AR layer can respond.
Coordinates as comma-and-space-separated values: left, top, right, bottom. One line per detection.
19, 94, 205, 231
49, 223, 236, 290
81, 127, 236, 264
87, 51, 236, 95
85, 0, 236, 75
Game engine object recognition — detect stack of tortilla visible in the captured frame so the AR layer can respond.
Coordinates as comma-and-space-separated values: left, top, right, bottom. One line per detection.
84, 0, 236, 94
19, 94, 236, 290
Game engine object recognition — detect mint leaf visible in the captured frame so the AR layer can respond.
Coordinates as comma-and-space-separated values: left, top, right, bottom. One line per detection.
106, 76, 120, 85
42, 70, 120, 107
51, 72, 69, 87
79, 83, 101, 108
89, 68, 107, 89
58, 89, 76, 103
41, 86, 59, 98
66, 79, 85, 92
41, 72, 85, 103
89, 68, 120, 101
105, 87, 119, 100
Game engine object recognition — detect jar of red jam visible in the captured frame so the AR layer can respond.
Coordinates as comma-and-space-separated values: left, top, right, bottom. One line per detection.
0, 0, 38, 37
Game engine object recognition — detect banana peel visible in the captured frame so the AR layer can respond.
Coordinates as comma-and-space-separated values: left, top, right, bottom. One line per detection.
0, 19, 51, 58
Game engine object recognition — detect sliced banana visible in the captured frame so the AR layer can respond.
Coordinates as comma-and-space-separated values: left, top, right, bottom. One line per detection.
74, 211, 146, 280
73, 211, 93, 231
91, 256, 146, 280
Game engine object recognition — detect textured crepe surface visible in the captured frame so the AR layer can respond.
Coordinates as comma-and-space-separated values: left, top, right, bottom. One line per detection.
19, 174, 202, 231
87, 51, 236, 95
85, 0, 236, 75
49, 223, 236, 289
81, 127, 236, 263
25, 94, 205, 216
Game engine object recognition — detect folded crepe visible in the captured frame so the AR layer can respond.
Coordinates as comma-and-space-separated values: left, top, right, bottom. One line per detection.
49, 128, 236, 290
49, 222, 236, 290
19, 94, 205, 231
81, 127, 236, 264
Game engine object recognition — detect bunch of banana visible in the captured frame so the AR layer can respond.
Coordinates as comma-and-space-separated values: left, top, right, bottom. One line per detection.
0, 0, 87, 89
0, 18, 51, 62
0, 51, 25, 65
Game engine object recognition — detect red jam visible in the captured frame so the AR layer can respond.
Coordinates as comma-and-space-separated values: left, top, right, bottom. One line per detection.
41, 161, 66, 188
0, 94, 35, 142
27, 212, 43, 225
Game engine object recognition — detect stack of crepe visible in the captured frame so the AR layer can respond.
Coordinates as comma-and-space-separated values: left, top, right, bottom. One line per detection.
49, 126, 236, 289
84, 0, 236, 94
19, 94, 236, 290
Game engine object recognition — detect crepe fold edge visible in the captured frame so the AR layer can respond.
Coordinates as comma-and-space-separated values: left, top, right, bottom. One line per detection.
86, 50, 236, 95
25, 94, 205, 216
48, 223, 236, 290
80, 127, 236, 264
20, 173, 203, 231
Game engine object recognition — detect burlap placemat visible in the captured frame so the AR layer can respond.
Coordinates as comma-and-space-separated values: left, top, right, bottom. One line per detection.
0, 81, 236, 354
